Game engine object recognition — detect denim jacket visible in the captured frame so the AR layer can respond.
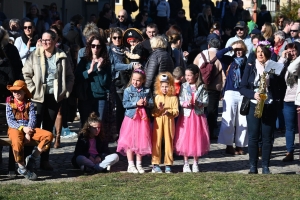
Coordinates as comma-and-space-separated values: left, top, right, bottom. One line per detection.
107, 45, 133, 79
179, 82, 208, 116
123, 85, 153, 118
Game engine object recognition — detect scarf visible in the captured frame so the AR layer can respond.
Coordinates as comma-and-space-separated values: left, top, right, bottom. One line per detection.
232, 57, 245, 88
21, 31, 39, 47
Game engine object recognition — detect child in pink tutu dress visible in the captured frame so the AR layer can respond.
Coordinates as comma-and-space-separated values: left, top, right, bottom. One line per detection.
117, 69, 153, 174
174, 64, 210, 173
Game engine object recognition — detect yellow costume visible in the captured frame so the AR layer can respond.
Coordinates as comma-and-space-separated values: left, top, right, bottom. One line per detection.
151, 73, 179, 165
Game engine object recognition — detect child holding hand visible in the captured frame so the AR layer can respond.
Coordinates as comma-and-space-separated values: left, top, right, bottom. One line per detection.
151, 72, 179, 173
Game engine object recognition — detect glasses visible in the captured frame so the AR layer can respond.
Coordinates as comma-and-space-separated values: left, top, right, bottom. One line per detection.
112, 36, 122, 40
290, 30, 298, 32
41, 39, 52, 43
235, 28, 244, 31
178, 12, 184, 15
118, 15, 125, 18
91, 44, 101, 49
24, 26, 32, 30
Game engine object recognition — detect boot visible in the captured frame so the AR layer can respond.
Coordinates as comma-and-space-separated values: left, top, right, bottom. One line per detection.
262, 166, 271, 174
40, 161, 53, 171
53, 134, 61, 149
225, 145, 235, 155
54, 113, 62, 149
248, 165, 258, 174
282, 152, 294, 162
235, 147, 245, 155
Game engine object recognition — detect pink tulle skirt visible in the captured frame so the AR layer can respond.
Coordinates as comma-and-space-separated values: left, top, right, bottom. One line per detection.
174, 109, 210, 157
117, 108, 152, 156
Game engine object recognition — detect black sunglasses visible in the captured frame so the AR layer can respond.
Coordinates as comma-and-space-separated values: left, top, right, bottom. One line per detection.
24, 26, 32, 30
235, 27, 244, 31
290, 30, 298, 32
118, 15, 125, 18
91, 44, 101, 49
112, 36, 122, 40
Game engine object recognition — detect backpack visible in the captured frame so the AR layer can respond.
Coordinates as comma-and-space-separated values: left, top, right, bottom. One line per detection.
199, 52, 218, 85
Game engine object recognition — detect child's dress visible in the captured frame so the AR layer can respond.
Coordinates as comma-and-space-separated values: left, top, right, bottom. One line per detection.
117, 85, 152, 156
174, 83, 210, 157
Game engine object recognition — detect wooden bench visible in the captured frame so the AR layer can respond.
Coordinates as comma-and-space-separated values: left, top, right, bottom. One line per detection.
0, 103, 38, 175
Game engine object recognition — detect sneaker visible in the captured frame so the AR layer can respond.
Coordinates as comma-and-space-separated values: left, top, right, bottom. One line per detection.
127, 165, 139, 173
152, 165, 163, 173
136, 165, 145, 174
192, 164, 199, 173
25, 155, 36, 171
165, 166, 172, 173
17, 168, 37, 180
183, 164, 191, 173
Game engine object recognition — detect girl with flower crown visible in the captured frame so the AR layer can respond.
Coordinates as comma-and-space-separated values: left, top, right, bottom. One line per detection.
239, 41, 286, 174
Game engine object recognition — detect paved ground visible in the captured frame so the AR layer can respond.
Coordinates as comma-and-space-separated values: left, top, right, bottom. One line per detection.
0, 106, 299, 185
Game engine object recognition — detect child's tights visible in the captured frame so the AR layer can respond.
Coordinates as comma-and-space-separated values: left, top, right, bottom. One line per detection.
76, 153, 119, 171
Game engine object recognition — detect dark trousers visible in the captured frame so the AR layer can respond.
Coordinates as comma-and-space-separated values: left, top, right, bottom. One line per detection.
155, 16, 168, 34
206, 90, 221, 137
29, 94, 61, 162
246, 102, 276, 167
78, 98, 106, 127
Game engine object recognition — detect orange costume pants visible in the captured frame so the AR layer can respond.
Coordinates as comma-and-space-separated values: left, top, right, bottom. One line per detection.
8, 127, 53, 163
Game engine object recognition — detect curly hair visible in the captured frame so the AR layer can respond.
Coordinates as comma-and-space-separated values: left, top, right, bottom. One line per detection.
84, 35, 110, 66
78, 112, 104, 139
154, 72, 175, 96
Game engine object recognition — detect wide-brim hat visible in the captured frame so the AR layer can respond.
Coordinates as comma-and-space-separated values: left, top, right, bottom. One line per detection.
7, 80, 32, 99
123, 28, 144, 47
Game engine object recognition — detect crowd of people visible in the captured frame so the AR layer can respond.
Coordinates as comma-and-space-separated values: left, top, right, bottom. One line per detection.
1, 0, 300, 180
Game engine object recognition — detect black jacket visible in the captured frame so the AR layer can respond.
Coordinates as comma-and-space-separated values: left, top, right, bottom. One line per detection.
144, 48, 174, 89
71, 134, 110, 168
239, 61, 286, 109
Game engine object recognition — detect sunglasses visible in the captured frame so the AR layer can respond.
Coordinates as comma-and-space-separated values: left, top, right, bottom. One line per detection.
235, 28, 244, 31
118, 15, 125, 18
290, 30, 298, 32
24, 26, 32, 30
178, 12, 184, 14
112, 36, 122, 40
91, 44, 101, 49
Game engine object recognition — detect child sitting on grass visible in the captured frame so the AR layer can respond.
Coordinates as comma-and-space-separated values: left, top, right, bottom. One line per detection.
6, 80, 53, 180
71, 112, 119, 173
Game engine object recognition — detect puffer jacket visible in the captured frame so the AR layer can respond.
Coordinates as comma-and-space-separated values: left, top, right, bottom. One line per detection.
144, 48, 174, 89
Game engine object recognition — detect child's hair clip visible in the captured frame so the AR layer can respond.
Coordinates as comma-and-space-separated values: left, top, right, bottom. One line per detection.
134, 68, 145, 74
160, 74, 169, 82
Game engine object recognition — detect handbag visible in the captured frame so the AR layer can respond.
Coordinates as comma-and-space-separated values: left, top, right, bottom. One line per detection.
240, 96, 250, 116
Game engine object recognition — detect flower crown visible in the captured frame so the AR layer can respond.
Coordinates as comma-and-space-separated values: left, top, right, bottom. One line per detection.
255, 40, 274, 53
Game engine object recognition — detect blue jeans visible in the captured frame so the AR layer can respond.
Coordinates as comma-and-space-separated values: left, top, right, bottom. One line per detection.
282, 102, 297, 153
246, 102, 277, 167
276, 109, 285, 129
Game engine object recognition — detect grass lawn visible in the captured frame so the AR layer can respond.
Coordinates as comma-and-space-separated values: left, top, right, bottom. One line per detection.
0, 173, 299, 199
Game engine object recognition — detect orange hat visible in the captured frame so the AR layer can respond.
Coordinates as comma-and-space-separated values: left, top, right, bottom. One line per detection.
7, 80, 32, 99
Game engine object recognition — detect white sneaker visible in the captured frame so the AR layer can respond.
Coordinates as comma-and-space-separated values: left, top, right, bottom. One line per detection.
192, 164, 199, 173
136, 165, 145, 174
183, 164, 191, 173
127, 165, 139, 173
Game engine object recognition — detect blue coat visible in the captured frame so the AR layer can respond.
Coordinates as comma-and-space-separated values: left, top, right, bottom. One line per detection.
123, 85, 153, 118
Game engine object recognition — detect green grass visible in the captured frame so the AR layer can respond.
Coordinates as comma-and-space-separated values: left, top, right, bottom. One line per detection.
0, 173, 299, 200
